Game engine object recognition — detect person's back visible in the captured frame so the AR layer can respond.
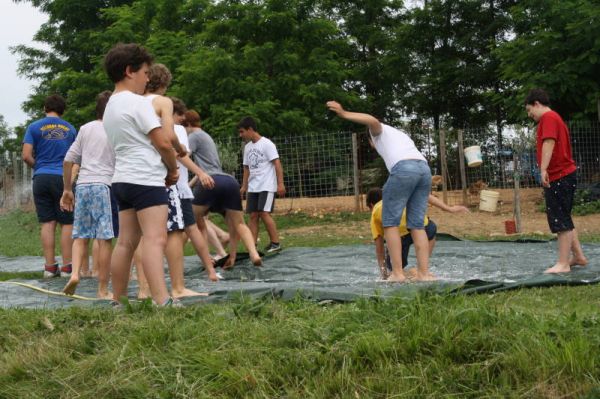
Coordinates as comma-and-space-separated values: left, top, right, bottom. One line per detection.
188, 129, 226, 176
25, 115, 76, 176
70, 120, 115, 185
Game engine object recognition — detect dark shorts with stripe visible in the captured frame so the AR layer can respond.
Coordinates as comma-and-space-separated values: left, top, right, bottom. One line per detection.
32, 174, 74, 224
385, 219, 438, 271
544, 172, 576, 233
246, 191, 275, 213
180, 198, 196, 227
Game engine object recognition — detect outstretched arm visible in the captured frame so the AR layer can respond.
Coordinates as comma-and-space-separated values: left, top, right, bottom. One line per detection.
326, 101, 382, 136
428, 194, 470, 213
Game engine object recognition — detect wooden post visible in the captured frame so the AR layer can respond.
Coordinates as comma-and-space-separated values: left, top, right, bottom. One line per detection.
352, 133, 360, 212
457, 129, 468, 206
439, 129, 448, 204
513, 149, 522, 233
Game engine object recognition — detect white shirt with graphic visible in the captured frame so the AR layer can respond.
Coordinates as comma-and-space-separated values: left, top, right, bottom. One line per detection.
243, 137, 279, 193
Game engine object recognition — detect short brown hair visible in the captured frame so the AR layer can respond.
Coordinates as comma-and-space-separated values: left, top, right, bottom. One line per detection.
96, 91, 112, 120
44, 94, 66, 115
146, 63, 172, 93
183, 110, 201, 128
104, 43, 153, 83
525, 88, 551, 106
171, 97, 187, 115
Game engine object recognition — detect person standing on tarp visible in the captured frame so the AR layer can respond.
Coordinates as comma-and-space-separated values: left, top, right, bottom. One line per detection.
525, 88, 587, 273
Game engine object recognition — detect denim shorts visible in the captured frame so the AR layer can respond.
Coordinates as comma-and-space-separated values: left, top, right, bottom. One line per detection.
382, 159, 431, 229
72, 183, 115, 240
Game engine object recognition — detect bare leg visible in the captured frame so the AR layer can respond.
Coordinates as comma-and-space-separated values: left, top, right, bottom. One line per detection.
63, 238, 88, 295
111, 209, 141, 302
80, 240, 90, 277
166, 230, 201, 298
259, 211, 279, 244
569, 228, 588, 266
248, 212, 260, 243
384, 227, 406, 282
227, 210, 262, 266
208, 219, 230, 246
59, 223, 73, 267
133, 241, 150, 299
203, 217, 227, 257
40, 221, 57, 266
91, 239, 100, 277
411, 229, 436, 281
96, 239, 112, 299
184, 224, 218, 281
545, 230, 572, 273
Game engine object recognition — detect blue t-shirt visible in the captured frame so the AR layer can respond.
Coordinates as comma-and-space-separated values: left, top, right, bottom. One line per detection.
23, 116, 77, 176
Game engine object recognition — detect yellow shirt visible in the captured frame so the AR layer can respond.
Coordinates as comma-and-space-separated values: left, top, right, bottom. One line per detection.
370, 200, 428, 239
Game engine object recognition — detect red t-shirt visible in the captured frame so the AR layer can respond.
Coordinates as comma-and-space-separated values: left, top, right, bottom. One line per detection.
536, 110, 576, 182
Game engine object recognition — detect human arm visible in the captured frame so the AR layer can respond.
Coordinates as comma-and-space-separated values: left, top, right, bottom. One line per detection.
540, 139, 555, 188
427, 194, 470, 213
60, 161, 76, 212
154, 96, 187, 158
374, 236, 388, 279
21, 144, 35, 168
189, 175, 199, 188
178, 154, 215, 189
326, 101, 382, 136
148, 127, 179, 186
272, 158, 285, 197
241, 166, 249, 197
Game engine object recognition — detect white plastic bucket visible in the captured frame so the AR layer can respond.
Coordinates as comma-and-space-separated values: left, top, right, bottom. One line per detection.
464, 145, 483, 167
479, 190, 500, 212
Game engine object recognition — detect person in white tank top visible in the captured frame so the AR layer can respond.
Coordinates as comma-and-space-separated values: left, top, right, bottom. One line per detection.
326, 101, 436, 283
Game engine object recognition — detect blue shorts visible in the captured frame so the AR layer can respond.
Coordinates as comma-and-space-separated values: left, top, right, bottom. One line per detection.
180, 198, 196, 227
112, 183, 168, 212
32, 174, 74, 224
193, 174, 243, 212
167, 186, 184, 232
385, 220, 437, 271
382, 160, 431, 229
72, 183, 115, 240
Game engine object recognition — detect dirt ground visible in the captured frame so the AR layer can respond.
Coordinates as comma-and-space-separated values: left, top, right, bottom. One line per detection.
274, 188, 600, 238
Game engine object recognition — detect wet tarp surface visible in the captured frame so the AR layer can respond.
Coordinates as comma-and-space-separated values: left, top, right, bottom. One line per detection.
1, 240, 599, 308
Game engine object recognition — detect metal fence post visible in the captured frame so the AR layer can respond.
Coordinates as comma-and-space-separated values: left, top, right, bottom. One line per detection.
457, 129, 468, 205
513, 149, 522, 233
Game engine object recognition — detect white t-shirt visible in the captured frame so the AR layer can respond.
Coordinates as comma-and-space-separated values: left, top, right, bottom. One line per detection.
174, 124, 194, 199
103, 91, 164, 186
370, 123, 426, 171
64, 120, 115, 186
243, 137, 279, 192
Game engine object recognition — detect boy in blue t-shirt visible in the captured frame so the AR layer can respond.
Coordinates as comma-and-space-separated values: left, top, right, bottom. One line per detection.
22, 94, 77, 278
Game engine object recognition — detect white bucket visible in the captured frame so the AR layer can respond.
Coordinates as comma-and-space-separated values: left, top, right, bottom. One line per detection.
464, 145, 483, 167
479, 190, 500, 212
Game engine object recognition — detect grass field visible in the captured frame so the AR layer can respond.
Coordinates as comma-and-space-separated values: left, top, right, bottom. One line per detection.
1, 209, 599, 398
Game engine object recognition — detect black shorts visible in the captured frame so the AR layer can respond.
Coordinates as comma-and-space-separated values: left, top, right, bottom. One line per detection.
385, 220, 437, 271
192, 175, 243, 212
544, 172, 576, 233
32, 174, 74, 224
112, 183, 168, 212
180, 198, 196, 227
109, 186, 119, 237
246, 191, 275, 213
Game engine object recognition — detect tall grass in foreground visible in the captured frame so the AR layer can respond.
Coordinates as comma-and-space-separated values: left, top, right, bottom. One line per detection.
1, 286, 599, 398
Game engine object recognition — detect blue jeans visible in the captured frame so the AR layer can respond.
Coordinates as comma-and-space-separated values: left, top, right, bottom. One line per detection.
382, 160, 431, 229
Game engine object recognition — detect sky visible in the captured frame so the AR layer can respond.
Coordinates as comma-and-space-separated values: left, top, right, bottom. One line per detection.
0, 1, 48, 128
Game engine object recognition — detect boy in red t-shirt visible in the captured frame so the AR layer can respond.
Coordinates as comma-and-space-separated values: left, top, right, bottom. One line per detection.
525, 88, 587, 273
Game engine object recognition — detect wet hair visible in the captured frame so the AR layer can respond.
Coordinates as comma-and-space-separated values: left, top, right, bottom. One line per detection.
103, 43, 153, 83
146, 63, 172, 93
95, 91, 112, 120
44, 94, 66, 115
525, 88, 551, 106
183, 110, 201, 128
366, 188, 382, 208
171, 97, 187, 115
236, 116, 257, 131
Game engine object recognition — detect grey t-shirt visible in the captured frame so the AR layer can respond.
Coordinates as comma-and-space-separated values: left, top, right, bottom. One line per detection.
188, 129, 228, 176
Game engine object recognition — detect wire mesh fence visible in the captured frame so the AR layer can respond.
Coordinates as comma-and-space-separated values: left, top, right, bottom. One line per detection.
2, 121, 599, 213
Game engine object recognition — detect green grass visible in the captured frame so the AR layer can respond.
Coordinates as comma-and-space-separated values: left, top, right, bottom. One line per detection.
0, 271, 42, 281
0, 287, 599, 397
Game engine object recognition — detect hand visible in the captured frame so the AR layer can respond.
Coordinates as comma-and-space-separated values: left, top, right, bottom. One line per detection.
277, 184, 286, 197
541, 170, 550, 188
60, 190, 74, 212
223, 254, 236, 269
198, 172, 215, 189
326, 100, 344, 115
165, 169, 179, 186
449, 205, 470, 213
240, 186, 247, 198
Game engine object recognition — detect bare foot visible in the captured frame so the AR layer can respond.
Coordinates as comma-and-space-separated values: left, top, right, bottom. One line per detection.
405, 268, 418, 280
137, 291, 151, 300
251, 254, 263, 267
569, 257, 588, 267
386, 272, 407, 283
207, 270, 219, 282
80, 270, 92, 278
544, 263, 571, 274
172, 288, 208, 299
414, 272, 438, 282
63, 276, 80, 295
97, 290, 113, 300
